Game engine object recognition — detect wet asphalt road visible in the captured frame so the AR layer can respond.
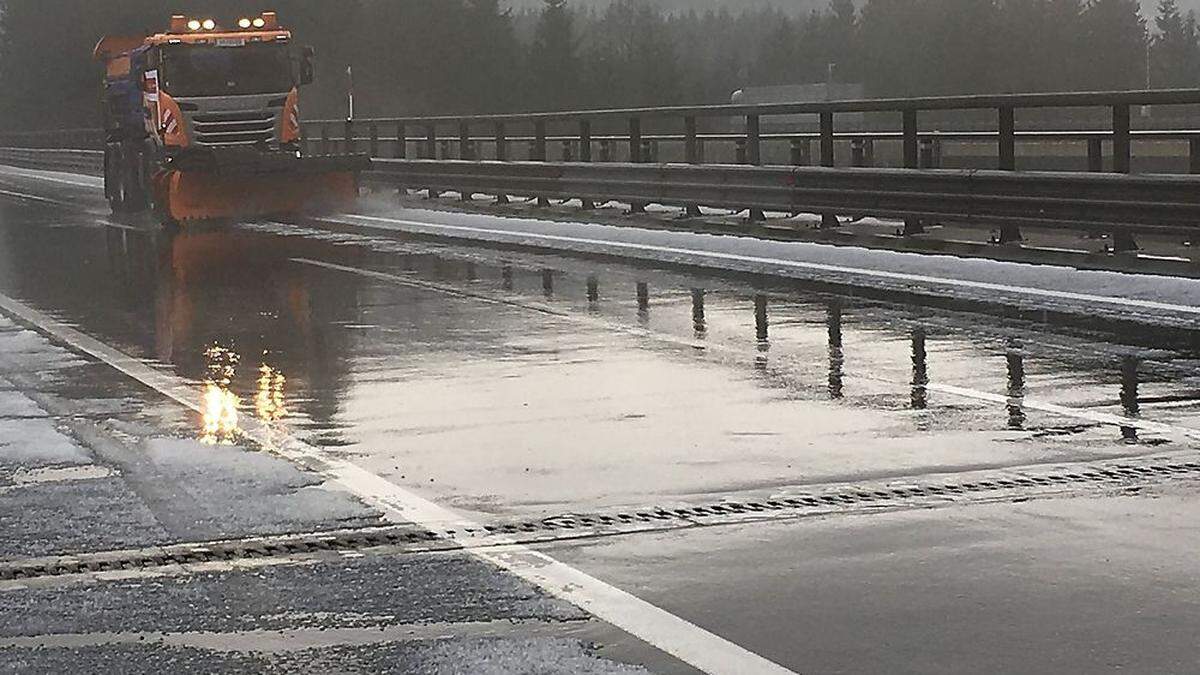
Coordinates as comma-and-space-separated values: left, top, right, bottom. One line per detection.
1, 165, 1199, 673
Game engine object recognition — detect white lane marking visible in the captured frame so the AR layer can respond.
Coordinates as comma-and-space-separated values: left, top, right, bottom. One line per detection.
296, 255, 1200, 443
7, 465, 115, 485
0, 188, 72, 207
0, 164, 104, 189
927, 383, 1200, 441
336, 213, 1200, 317
0, 290, 796, 675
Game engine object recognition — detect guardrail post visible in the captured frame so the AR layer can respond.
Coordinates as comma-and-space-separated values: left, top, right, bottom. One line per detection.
1112, 104, 1131, 174
1190, 138, 1200, 174
534, 120, 547, 161
819, 113, 835, 167
579, 119, 594, 209
459, 122, 472, 160
998, 106, 1015, 170
628, 117, 641, 163
1087, 137, 1103, 171
685, 116, 698, 163
996, 108, 1022, 244
458, 121, 473, 202
902, 109, 923, 235
600, 139, 613, 162
745, 114, 764, 221
790, 139, 811, 165
425, 124, 436, 160
684, 116, 701, 217
629, 117, 645, 213
344, 119, 354, 154
300, 123, 310, 155
495, 122, 508, 161
396, 122, 406, 159
850, 139, 865, 167
902, 110, 919, 169
369, 123, 379, 157
533, 119, 549, 208
919, 138, 935, 168
1110, 104, 1136, 252
746, 115, 761, 165
561, 140, 573, 161
494, 121, 508, 204
820, 112, 837, 228
321, 123, 330, 155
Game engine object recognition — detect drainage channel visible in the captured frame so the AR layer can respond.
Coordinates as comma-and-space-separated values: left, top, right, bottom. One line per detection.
3, 454, 1197, 584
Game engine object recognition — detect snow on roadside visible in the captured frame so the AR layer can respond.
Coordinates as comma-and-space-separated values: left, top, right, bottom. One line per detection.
342, 201, 1200, 328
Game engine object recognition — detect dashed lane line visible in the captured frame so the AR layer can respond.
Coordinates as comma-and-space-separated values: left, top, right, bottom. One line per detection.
0, 290, 797, 675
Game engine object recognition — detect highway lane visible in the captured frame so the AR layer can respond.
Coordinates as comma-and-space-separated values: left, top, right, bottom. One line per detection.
1, 166, 1200, 672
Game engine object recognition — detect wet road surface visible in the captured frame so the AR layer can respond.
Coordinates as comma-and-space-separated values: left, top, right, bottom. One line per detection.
1, 165, 1200, 673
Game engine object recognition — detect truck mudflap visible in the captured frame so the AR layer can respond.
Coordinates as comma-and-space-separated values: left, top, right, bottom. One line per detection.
153, 151, 370, 222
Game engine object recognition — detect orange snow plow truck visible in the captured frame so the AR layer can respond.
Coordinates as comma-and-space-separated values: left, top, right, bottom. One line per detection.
93, 12, 367, 223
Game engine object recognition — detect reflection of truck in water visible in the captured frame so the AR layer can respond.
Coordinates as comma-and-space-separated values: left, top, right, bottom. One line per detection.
93, 12, 367, 224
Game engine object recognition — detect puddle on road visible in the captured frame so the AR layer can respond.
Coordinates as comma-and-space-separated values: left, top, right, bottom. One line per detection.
1, 202, 1199, 515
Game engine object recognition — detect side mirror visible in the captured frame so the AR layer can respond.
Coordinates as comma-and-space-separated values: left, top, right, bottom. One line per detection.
299, 46, 315, 86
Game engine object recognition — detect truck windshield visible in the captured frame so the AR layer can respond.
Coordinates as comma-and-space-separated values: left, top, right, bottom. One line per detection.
161, 43, 293, 97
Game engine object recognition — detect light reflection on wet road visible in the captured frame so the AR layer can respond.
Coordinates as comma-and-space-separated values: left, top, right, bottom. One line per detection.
1, 196, 1198, 519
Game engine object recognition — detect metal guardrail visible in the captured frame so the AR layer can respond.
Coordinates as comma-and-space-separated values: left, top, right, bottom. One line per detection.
365, 159, 1200, 238
308, 88, 1200, 177
7, 89, 1200, 256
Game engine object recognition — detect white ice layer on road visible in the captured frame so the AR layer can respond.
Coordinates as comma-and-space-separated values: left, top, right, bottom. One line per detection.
340, 202, 1200, 327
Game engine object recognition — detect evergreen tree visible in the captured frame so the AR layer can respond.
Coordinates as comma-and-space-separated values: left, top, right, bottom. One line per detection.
1151, 0, 1200, 87
528, 0, 580, 109
1079, 0, 1147, 89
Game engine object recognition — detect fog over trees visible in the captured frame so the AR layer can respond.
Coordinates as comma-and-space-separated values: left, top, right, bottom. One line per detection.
1, 0, 1197, 129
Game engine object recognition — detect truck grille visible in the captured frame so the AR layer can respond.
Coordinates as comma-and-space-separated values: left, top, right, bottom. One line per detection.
190, 110, 277, 147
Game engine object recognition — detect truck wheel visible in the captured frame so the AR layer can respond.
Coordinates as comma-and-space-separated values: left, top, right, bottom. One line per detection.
105, 143, 124, 212
121, 141, 147, 211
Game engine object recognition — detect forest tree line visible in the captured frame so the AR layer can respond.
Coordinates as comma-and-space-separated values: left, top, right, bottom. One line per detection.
0, 0, 1197, 130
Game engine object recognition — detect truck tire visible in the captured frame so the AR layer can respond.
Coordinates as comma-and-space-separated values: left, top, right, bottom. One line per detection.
120, 140, 148, 211
104, 143, 124, 212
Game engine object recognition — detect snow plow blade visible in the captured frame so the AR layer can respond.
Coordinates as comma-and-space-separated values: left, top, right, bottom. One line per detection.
153, 152, 369, 222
